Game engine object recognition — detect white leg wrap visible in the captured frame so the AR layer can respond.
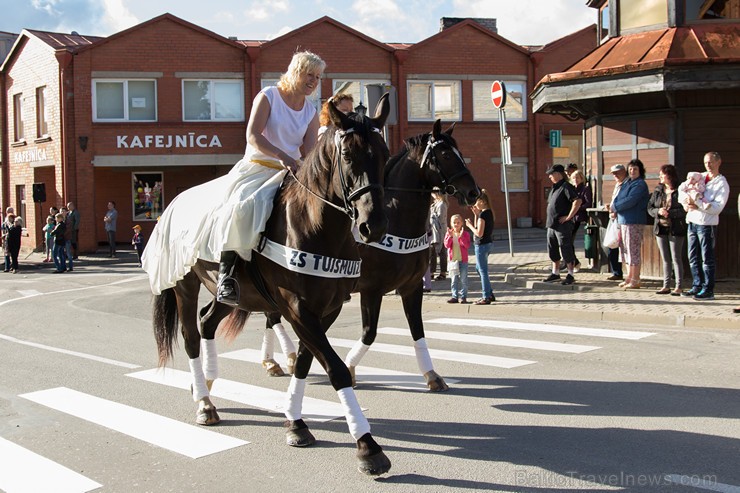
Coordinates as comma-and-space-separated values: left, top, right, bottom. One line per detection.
413, 338, 434, 374
337, 387, 371, 441
261, 329, 275, 361
202, 338, 218, 381
272, 323, 296, 356
284, 376, 306, 421
188, 357, 209, 402
345, 340, 371, 367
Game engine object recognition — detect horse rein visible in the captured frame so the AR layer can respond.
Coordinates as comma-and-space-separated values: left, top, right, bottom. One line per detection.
288, 126, 384, 220
385, 134, 472, 197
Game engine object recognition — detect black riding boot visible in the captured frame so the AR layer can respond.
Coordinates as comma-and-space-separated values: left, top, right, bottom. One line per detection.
216, 250, 239, 306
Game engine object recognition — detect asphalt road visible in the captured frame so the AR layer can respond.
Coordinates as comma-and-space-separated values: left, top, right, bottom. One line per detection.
1, 264, 739, 493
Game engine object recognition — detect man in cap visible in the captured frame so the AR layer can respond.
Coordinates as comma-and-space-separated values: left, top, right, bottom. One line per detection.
543, 164, 582, 285
605, 164, 628, 280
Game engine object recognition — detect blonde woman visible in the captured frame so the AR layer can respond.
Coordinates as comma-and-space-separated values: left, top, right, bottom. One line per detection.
143, 51, 326, 305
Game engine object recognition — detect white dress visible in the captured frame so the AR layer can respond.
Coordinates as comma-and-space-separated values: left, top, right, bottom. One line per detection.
142, 86, 316, 294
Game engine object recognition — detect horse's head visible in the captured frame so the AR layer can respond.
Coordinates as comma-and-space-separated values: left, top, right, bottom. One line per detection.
422, 120, 480, 206
324, 94, 390, 243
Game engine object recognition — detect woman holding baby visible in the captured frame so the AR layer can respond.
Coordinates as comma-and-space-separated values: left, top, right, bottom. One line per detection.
647, 164, 687, 295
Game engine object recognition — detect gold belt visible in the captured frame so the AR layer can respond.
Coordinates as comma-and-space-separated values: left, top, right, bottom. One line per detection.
252, 159, 285, 171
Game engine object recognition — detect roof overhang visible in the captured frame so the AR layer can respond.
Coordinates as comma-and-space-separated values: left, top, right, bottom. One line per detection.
532, 64, 740, 119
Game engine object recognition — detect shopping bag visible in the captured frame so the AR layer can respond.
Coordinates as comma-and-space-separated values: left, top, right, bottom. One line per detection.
603, 219, 620, 249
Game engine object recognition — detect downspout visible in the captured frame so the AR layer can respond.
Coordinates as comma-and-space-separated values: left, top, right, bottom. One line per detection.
246, 46, 260, 101
0, 69, 8, 211
55, 50, 73, 204
393, 49, 408, 153
528, 51, 541, 224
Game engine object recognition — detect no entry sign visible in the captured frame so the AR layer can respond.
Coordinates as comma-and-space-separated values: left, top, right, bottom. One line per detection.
491, 80, 507, 109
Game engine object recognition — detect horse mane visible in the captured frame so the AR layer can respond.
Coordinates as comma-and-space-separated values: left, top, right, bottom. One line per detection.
280, 114, 380, 236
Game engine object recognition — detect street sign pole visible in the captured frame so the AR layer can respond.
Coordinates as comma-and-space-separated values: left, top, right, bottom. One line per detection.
498, 107, 514, 257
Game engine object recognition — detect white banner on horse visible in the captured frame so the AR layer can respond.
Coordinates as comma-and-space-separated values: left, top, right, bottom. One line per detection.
353, 229, 429, 254
256, 238, 361, 278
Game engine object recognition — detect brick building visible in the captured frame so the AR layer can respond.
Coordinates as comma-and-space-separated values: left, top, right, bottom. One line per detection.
1, 14, 596, 254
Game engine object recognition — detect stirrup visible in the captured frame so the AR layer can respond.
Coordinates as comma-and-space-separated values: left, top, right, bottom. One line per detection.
216, 275, 239, 306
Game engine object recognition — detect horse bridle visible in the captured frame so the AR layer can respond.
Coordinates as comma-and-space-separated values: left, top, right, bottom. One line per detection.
386, 134, 473, 196
289, 126, 384, 220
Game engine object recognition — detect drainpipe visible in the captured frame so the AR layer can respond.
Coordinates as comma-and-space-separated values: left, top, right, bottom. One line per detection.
0, 69, 8, 211
393, 49, 408, 153
246, 46, 260, 101
55, 50, 73, 204
529, 51, 542, 224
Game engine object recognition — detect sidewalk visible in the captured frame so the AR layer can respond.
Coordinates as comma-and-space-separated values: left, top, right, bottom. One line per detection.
412, 230, 739, 330
8, 233, 739, 330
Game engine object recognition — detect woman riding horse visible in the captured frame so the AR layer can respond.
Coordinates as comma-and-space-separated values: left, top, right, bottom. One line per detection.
153, 98, 392, 475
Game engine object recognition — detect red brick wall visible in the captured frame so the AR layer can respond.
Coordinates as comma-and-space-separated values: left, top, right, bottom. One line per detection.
4, 34, 65, 250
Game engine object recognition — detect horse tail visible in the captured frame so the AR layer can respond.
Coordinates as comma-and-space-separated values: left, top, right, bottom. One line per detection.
153, 288, 179, 367
219, 308, 251, 343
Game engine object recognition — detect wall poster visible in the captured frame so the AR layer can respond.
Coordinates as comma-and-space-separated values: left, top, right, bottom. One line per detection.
132, 172, 163, 220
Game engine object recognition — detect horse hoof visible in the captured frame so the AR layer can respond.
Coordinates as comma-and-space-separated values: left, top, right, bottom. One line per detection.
286, 352, 296, 375
357, 451, 391, 476
196, 408, 220, 426
424, 370, 449, 392
286, 427, 316, 447
263, 359, 286, 377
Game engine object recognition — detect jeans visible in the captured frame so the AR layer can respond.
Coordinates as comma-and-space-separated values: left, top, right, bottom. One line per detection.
53, 242, 67, 271
65, 240, 74, 270
474, 242, 494, 299
608, 248, 623, 277
106, 230, 116, 256
687, 223, 716, 292
450, 261, 469, 300
655, 234, 685, 289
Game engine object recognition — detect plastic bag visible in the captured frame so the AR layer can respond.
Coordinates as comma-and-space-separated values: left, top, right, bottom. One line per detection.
603, 219, 620, 249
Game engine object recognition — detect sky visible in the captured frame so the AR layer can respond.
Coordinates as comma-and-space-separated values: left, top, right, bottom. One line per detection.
0, 0, 595, 46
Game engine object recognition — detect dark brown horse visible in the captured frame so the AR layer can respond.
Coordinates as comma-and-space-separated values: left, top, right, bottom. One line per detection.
272, 121, 480, 449
261, 121, 479, 388
152, 96, 392, 475
347, 120, 480, 390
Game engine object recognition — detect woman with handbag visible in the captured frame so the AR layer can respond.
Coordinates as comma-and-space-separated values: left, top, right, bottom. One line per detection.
611, 159, 650, 289
647, 164, 687, 295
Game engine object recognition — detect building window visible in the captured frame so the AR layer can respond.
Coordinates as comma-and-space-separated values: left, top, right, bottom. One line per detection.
13, 93, 24, 141
36, 86, 49, 138
332, 79, 390, 113
599, 3, 610, 40
93, 80, 157, 122
15, 185, 26, 227
407, 81, 461, 121
183, 80, 244, 121
472, 80, 527, 121
619, 0, 668, 31
685, 0, 740, 21
261, 78, 321, 113
501, 162, 528, 192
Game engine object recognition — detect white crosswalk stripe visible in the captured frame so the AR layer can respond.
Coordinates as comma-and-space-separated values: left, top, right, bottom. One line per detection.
427, 317, 656, 340
0, 437, 102, 493
328, 337, 536, 369
127, 367, 350, 422
20, 387, 248, 458
220, 347, 461, 390
377, 327, 601, 353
